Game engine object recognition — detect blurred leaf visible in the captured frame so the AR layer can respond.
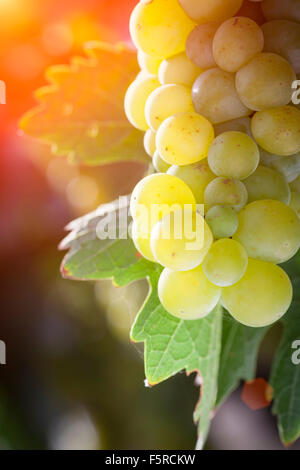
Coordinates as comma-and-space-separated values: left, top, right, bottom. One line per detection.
20, 42, 148, 166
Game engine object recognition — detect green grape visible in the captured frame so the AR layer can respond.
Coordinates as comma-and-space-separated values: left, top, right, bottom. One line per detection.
192, 68, 250, 124
144, 129, 156, 157
145, 84, 193, 132
203, 238, 248, 287
233, 199, 300, 263
185, 23, 219, 69
156, 112, 215, 165
131, 220, 156, 262
158, 52, 203, 87
290, 174, 300, 192
262, 20, 300, 74
204, 177, 248, 212
124, 75, 160, 131
158, 265, 221, 320
236, 53, 296, 111
251, 106, 300, 156
213, 17, 264, 73
205, 205, 239, 238
130, 0, 196, 59
266, 152, 300, 183
153, 150, 171, 173
151, 209, 213, 271
222, 258, 293, 327
178, 0, 243, 23
214, 117, 252, 137
243, 166, 291, 204
261, 0, 300, 23
208, 131, 259, 180
167, 160, 215, 203
130, 173, 196, 232
289, 191, 300, 218
137, 50, 162, 75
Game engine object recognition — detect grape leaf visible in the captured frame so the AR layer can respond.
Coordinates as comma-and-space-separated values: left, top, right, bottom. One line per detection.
19, 42, 149, 166
270, 255, 300, 446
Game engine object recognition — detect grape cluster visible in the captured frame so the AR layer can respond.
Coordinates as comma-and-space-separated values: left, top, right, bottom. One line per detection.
125, 0, 300, 328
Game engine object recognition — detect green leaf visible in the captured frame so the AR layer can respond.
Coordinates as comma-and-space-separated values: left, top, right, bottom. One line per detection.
19, 42, 149, 166
216, 312, 268, 406
131, 268, 223, 448
270, 255, 300, 446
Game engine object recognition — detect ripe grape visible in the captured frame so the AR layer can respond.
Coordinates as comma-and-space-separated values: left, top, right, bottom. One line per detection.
233, 199, 300, 263
236, 53, 296, 111
153, 150, 171, 173
205, 205, 239, 238
192, 68, 250, 124
260, 149, 300, 183
130, 0, 196, 59
137, 51, 162, 75
290, 191, 300, 218
214, 117, 252, 137
178, 0, 243, 23
213, 17, 264, 73
131, 220, 156, 262
156, 112, 215, 165
243, 166, 291, 204
251, 106, 300, 156
236, 0, 265, 25
208, 131, 259, 180
158, 265, 221, 320
158, 52, 203, 87
144, 129, 156, 157
124, 75, 160, 131
151, 210, 212, 270
145, 84, 193, 132
186, 23, 219, 69
203, 238, 248, 287
204, 177, 248, 211
261, 0, 300, 23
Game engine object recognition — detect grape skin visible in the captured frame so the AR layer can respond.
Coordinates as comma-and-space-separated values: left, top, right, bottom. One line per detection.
131, 220, 156, 262
261, 0, 300, 23
186, 23, 219, 69
144, 129, 156, 157
205, 205, 239, 238
124, 75, 160, 131
179, 0, 243, 23
159, 52, 203, 87
289, 191, 300, 219
204, 177, 248, 212
153, 150, 171, 173
243, 165, 291, 204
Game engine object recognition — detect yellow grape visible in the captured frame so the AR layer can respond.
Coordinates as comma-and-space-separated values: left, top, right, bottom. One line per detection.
156, 112, 215, 165
222, 259, 293, 327
236, 53, 296, 111
261, 0, 300, 23
137, 50, 162, 75
144, 129, 156, 157
204, 177, 248, 212
205, 205, 239, 238
159, 52, 203, 87
167, 160, 215, 203
186, 23, 219, 69
124, 75, 160, 131
214, 117, 252, 137
145, 84, 193, 132
192, 68, 251, 124
158, 265, 221, 320
131, 220, 156, 262
251, 106, 300, 156
290, 191, 300, 219
233, 199, 300, 263
178, 0, 243, 23
243, 166, 291, 204
130, 0, 196, 59
203, 238, 248, 287
151, 209, 212, 271
213, 17, 264, 73
208, 131, 259, 180
153, 150, 171, 173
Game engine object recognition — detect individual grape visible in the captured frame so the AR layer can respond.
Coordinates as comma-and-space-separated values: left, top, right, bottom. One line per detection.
236, 0, 265, 25
236, 53, 296, 111
222, 259, 293, 327
204, 177, 248, 212
178, 0, 243, 23
262, 20, 300, 74
131, 220, 156, 262
137, 51, 162, 75
192, 68, 250, 124
233, 199, 300, 263
243, 166, 291, 204
130, 0, 196, 59
156, 112, 215, 165
151, 209, 213, 271
158, 52, 203, 87
158, 265, 221, 320
167, 160, 215, 203
251, 106, 300, 156
205, 205, 239, 238
145, 84, 193, 132
213, 17, 264, 73
289, 191, 300, 218
261, 0, 300, 23
144, 129, 156, 157
130, 173, 196, 230
203, 238, 248, 287
290, 174, 300, 192
185, 23, 219, 69
214, 117, 252, 137
208, 131, 259, 180
269, 153, 300, 183
153, 150, 171, 173
124, 75, 160, 131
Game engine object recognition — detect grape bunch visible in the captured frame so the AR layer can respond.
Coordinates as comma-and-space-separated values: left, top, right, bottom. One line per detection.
125, 0, 300, 328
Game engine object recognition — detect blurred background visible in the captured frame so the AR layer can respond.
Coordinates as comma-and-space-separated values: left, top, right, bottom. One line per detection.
0, 0, 299, 450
